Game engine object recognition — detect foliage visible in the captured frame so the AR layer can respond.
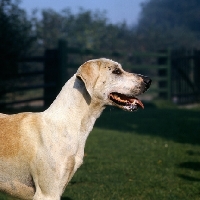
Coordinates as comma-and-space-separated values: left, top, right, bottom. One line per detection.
31, 8, 137, 54
136, 0, 200, 50
0, 0, 34, 78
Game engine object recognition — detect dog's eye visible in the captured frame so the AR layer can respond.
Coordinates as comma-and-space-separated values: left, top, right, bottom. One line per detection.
112, 68, 122, 75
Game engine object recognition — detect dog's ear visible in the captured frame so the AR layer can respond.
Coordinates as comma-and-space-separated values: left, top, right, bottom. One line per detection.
76, 61, 100, 96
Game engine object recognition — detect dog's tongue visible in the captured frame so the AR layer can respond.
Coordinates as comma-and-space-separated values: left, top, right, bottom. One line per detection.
130, 98, 144, 109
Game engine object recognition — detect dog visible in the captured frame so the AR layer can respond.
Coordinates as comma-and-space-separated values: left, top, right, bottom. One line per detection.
0, 58, 151, 199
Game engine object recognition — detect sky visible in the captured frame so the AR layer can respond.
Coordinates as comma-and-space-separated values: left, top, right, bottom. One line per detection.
20, 0, 146, 25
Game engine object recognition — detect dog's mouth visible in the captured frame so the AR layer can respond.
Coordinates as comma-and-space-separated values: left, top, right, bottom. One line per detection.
109, 92, 144, 112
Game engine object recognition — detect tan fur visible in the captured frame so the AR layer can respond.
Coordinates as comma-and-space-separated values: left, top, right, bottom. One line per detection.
0, 58, 150, 200
0, 114, 22, 158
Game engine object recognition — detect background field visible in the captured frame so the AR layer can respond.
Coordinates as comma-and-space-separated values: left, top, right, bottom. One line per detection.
62, 101, 200, 200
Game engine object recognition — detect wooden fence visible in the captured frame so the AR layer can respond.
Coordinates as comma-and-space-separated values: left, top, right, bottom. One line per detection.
171, 49, 200, 104
0, 40, 199, 110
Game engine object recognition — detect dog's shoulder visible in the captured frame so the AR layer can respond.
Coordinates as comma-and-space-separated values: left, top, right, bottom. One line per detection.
0, 112, 41, 158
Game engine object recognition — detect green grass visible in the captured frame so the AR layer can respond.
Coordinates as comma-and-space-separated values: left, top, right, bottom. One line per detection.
1, 102, 200, 200
62, 102, 200, 200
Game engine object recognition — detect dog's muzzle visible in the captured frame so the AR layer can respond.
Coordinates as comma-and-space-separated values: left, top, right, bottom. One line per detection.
108, 74, 152, 112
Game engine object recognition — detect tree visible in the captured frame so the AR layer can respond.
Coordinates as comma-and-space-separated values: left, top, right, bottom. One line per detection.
0, 0, 34, 78
32, 8, 137, 54
136, 0, 200, 50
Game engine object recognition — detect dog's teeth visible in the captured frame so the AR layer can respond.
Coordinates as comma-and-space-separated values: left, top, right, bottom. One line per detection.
109, 93, 144, 110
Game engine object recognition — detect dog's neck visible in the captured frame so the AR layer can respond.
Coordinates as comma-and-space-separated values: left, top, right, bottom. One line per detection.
43, 75, 105, 137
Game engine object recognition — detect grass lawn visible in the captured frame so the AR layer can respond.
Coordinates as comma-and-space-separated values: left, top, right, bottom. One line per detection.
62, 102, 200, 200
0, 102, 200, 200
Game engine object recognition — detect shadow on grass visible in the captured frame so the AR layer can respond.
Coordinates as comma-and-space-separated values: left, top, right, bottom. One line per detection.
61, 197, 73, 200
178, 161, 200, 171
177, 160, 200, 182
95, 104, 200, 145
177, 174, 200, 182
186, 150, 200, 156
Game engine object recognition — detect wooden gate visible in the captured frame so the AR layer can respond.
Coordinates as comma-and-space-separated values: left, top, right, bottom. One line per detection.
171, 50, 200, 104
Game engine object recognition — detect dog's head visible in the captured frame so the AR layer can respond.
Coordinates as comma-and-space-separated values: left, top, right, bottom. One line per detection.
76, 58, 151, 112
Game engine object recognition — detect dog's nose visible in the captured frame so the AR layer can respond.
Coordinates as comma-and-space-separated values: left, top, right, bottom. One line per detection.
143, 77, 152, 88
138, 74, 152, 88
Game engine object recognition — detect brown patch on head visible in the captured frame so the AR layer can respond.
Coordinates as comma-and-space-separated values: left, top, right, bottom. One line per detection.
97, 61, 102, 67
79, 62, 94, 82
0, 113, 30, 158
76, 60, 100, 96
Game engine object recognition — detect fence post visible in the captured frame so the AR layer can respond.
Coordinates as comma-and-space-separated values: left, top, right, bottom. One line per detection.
157, 50, 171, 100
44, 49, 59, 108
194, 50, 200, 102
58, 39, 68, 89
167, 49, 171, 101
